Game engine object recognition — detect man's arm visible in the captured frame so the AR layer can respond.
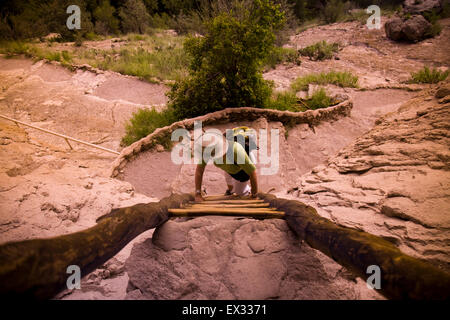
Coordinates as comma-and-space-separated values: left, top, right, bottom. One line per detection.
249, 170, 258, 197
195, 164, 206, 201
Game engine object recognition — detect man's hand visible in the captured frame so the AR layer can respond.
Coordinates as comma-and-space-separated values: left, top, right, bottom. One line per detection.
195, 194, 204, 202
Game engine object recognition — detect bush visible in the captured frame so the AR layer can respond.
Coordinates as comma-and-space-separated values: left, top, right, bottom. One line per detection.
167, 0, 285, 120
148, 13, 177, 30
323, 0, 347, 24
159, 0, 197, 16
93, 0, 120, 35
121, 107, 176, 146
291, 71, 358, 91
119, 0, 150, 34
298, 40, 339, 61
410, 66, 449, 84
291, 0, 312, 22
171, 0, 294, 39
174, 11, 208, 35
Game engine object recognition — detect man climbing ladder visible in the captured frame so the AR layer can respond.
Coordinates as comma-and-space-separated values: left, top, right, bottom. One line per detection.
194, 128, 258, 202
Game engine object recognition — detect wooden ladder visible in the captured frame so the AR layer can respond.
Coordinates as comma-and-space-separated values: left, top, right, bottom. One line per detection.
168, 194, 285, 219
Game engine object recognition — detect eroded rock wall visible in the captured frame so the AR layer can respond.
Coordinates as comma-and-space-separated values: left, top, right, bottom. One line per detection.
125, 217, 382, 300
289, 87, 450, 270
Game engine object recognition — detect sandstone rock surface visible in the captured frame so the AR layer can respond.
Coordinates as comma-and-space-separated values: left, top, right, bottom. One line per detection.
290, 89, 450, 270
125, 217, 382, 300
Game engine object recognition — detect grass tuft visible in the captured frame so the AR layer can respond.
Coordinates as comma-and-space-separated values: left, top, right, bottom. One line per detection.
265, 91, 302, 112
121, 107, 176, 146
298, 40, 339, 61
264, 46, 300, 70
410, 66, 449, 84
264, 88, 335, 113
0, 32, 190, 83
291, 71, 358, 92
306, 88, 333, 109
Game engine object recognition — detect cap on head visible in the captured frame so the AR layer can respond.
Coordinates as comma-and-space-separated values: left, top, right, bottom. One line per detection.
194, 130, 228, 160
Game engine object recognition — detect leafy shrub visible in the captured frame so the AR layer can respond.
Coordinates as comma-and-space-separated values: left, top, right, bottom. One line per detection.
298, 40, 339, 61
168, 0, 285, 120
121, 107, 176, 146
291, 71, 358, 91
410, 67, 449, 84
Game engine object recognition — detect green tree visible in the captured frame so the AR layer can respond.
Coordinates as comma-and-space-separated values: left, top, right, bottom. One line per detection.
93, 0, 119, 35
142, 0, 159, 13
323, 0, 346, 23
167, 0, 285, 120
119, 0, 150, 34
159, 0, 198, 15
3, 0, 93, 40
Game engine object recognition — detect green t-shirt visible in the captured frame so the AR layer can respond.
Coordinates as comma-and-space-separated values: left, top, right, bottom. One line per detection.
199, 141, 256, 176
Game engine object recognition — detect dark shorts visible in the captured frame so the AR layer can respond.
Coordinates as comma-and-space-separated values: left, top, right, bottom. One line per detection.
229, 170, 250, 182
